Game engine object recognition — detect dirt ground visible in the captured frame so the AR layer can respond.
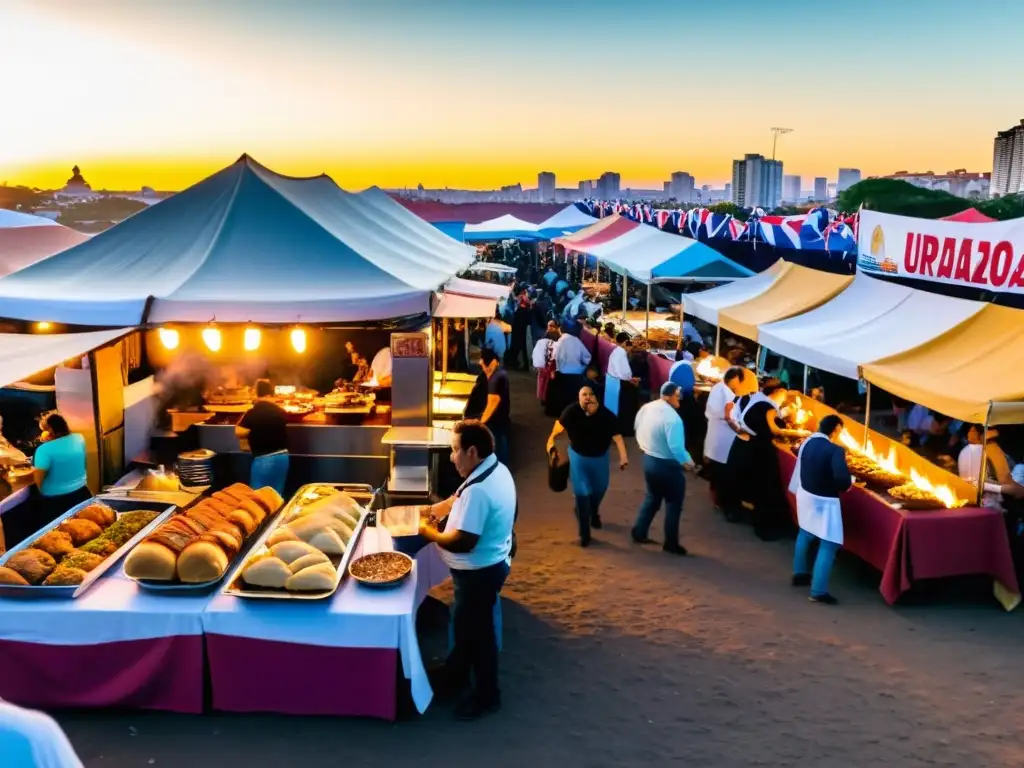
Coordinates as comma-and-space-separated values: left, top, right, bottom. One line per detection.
57, 371, 1024, 767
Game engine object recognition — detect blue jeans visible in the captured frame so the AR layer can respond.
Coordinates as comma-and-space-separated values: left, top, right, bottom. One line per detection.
492, 429, 509, 467
569, 447, 610, 541
632, 454, 685, 546
793, 529, 840, 597
250, 451, 289, 496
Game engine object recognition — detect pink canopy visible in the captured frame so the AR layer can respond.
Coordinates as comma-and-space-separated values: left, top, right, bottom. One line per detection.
941, 208, 997, 223
0, 226, 90, 276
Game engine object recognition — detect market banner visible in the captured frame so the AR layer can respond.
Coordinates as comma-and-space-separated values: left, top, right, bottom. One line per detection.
858, 210, 1024, 293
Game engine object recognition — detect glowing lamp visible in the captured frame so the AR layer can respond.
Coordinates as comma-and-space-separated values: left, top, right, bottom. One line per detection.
202, 326, 222, 352
243, 327, 261, 351
35, 322, 52, 332
158, 327, 180, 350
290, 327, 307, 354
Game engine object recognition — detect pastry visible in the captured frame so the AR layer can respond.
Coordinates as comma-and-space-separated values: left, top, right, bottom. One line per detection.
60, 550, 104, 573
99, 510, 159, 546
80, 538, 119, 557
185, 506, 227, 531
5, 548, 57, 585
269, 540, 320, 564
284, 561, 337, 591
198, 526, 242, 558
252, 487, 284, 515
241, 556, 291, 588
308, 528, 346, 555
212, 490, 243, 506
0, 566, 29, 585
177, 540, 229, 583
57, 518, 103, 546
287, 551, 330, 573
32, 530, 75, 561
202, 498, 235, 516
236, 497, 268, 525
42, 567, 87, 586
266, 527, 299, 546
124, 541, 178, 580
75, 503, 116, 528
227, 509, 257, 536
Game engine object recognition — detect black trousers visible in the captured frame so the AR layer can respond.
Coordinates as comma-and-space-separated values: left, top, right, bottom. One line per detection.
447, 560, 511, 701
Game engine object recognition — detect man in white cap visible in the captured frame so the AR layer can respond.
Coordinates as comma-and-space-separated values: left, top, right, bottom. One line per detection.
632, 381, 696, 555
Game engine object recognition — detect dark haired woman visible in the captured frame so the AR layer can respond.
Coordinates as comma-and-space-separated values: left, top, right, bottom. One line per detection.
3, 412, 91, 548
723, 378, 792, 540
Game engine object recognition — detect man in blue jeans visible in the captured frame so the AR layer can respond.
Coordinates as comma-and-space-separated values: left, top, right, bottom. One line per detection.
632, 382, 696, 555
791, 414, 851, 605
235, 378, 289, 495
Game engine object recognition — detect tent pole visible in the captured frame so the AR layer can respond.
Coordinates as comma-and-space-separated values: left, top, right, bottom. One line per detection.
645, 281, 651, 345
803, 364, 809, 395
622, 273, 628, 323
441, 318, 449, 384
862, 382, 872, 450
464, 322, 471, 366
715, 326, 721, 357
978, 403, 993, 507
678, 299, 684, 352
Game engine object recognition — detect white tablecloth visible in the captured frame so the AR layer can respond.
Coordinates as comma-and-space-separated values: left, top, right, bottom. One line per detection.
201, 527, 448, 713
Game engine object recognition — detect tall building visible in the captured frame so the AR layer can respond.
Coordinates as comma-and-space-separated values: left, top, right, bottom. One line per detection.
731, 154, 783, 209
597, 171, 621, 199
783, 174, 802, 202
537, 171, 556, 202
837, 168, 862, 193
991, 120, 1024, 197
813, 177, 828, 200
723, 183, 731, 201
670, 171, 695, 203
578, 180, 594, 198
663, 181, 671, 196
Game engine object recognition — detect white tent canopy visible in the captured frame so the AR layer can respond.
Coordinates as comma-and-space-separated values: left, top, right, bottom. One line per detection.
468, 261, 517, 275
683, 260, 789, 324
757, 274, 987, 379
443, 276, 512, 301
433, 292, 498, 318
585, 225, 750, 282
0, 210, 61, 229
0, 328, 133, 388
463, 214, 541, 237
535, 205, 597, 234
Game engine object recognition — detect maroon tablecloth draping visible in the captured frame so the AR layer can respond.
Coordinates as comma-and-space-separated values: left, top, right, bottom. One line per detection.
777, 447, 1020, 606
595, 335, 615, 373
580, 329, 597, 356
647, 354, 673, 395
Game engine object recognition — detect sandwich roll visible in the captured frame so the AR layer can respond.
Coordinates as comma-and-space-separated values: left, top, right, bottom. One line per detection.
177, 540, 229, 583
308, 528, 346, 556
252, 486, 284, 515
270, 540, 320, 564
227, 509, 258, 537
288, 551, 330, 573
285, 561, 337, 591
242, 556, 291, 588
125, 541, 178, 580
237, 497, 268, 525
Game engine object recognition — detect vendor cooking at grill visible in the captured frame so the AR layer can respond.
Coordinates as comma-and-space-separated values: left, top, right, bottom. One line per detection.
367, 345, 394, 401
235, 379, 289, 496
3, 412, 91, 548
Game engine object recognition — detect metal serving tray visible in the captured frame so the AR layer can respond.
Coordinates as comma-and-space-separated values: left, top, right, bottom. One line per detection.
125, 495, 286, 593
221, 483, 378, 601
0, 498, 175, 599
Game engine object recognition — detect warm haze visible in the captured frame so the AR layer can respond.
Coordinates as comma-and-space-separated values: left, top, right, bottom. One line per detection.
1, 0, 1021, 191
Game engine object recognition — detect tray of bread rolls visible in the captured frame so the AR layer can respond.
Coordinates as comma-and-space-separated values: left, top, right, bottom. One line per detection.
0, 497, 175, 599
221, 483, 376, 600
122, 483, 286, 592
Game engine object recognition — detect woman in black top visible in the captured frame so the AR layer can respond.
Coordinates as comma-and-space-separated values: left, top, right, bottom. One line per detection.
723, 378, 791, 540
546, 385, 629, 546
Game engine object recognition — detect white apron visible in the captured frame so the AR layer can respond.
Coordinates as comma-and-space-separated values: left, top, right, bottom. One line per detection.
735, 391, 775, 437
604, 374, 621, 416
788, 433, 844, 545
703, 382, 736, 464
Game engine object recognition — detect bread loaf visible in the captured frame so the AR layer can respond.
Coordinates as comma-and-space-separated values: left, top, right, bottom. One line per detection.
270, 540, 320, 564
242, 556, 291, 588
124, 541, 178, 580
253, 486, 284, 515
308, 528, 345, 555
267, 527, 299, 546
177, 540, 229, 583
285, 561, 336, 591
287, 551, 329, 573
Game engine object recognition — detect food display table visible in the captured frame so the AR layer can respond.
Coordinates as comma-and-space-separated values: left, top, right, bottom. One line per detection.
0, 566, 208, 712
202, 526, 449, 719
776, 448, 1020, 607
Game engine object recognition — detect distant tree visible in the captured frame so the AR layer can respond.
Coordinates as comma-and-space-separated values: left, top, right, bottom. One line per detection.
707, 202, 749, 221
977, 194, 1024, 221
838, 179, 969, 219
0, 186, 45, 211
57, 198, 148, 226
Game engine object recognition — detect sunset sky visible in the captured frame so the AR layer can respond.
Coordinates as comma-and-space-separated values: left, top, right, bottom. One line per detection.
2, 0, 1021, 192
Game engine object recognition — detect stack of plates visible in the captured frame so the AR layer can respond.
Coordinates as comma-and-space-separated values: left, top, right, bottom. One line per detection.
177, 449, 215, 488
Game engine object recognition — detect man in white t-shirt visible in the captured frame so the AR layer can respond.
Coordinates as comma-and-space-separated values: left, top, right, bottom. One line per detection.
419, 420, 516, 720
369, 346, 393, 387
0, 700, 83, 767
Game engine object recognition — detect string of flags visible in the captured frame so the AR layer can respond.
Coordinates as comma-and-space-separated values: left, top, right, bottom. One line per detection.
576, 200, 859, 254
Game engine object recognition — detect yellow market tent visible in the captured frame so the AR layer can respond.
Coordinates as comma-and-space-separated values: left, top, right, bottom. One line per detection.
717, 264, 853, 342
860, 304, 1024, 425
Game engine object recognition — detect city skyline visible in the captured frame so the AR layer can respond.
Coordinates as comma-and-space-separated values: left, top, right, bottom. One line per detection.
2, 0, 1021, 192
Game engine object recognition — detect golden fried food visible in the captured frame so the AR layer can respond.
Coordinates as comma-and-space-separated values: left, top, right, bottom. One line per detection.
0, 566, 29, 585
60, 550, 104, 573
5, 548, 57, 585
42, 567, 87, 586
57, 518, 103, 546
32, 530, 75, 561
75, 503, 116, 528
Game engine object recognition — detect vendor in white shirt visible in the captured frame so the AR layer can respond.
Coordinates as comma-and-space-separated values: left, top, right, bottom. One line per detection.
703, 366, 749, 508
418, 420, 516, 721
957, 424, 1023, 509
604, 332, 639, 436
369, 346, 393, 388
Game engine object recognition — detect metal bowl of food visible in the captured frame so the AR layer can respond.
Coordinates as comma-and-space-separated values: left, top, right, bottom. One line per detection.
348, 551, 413, 589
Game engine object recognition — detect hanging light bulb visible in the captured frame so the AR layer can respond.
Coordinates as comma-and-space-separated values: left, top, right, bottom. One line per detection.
243, 327, 261, 351
35, 321, 52, 332
290, 326, 307, 354
202, 326, 222, 352
158, 327, 179, 350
